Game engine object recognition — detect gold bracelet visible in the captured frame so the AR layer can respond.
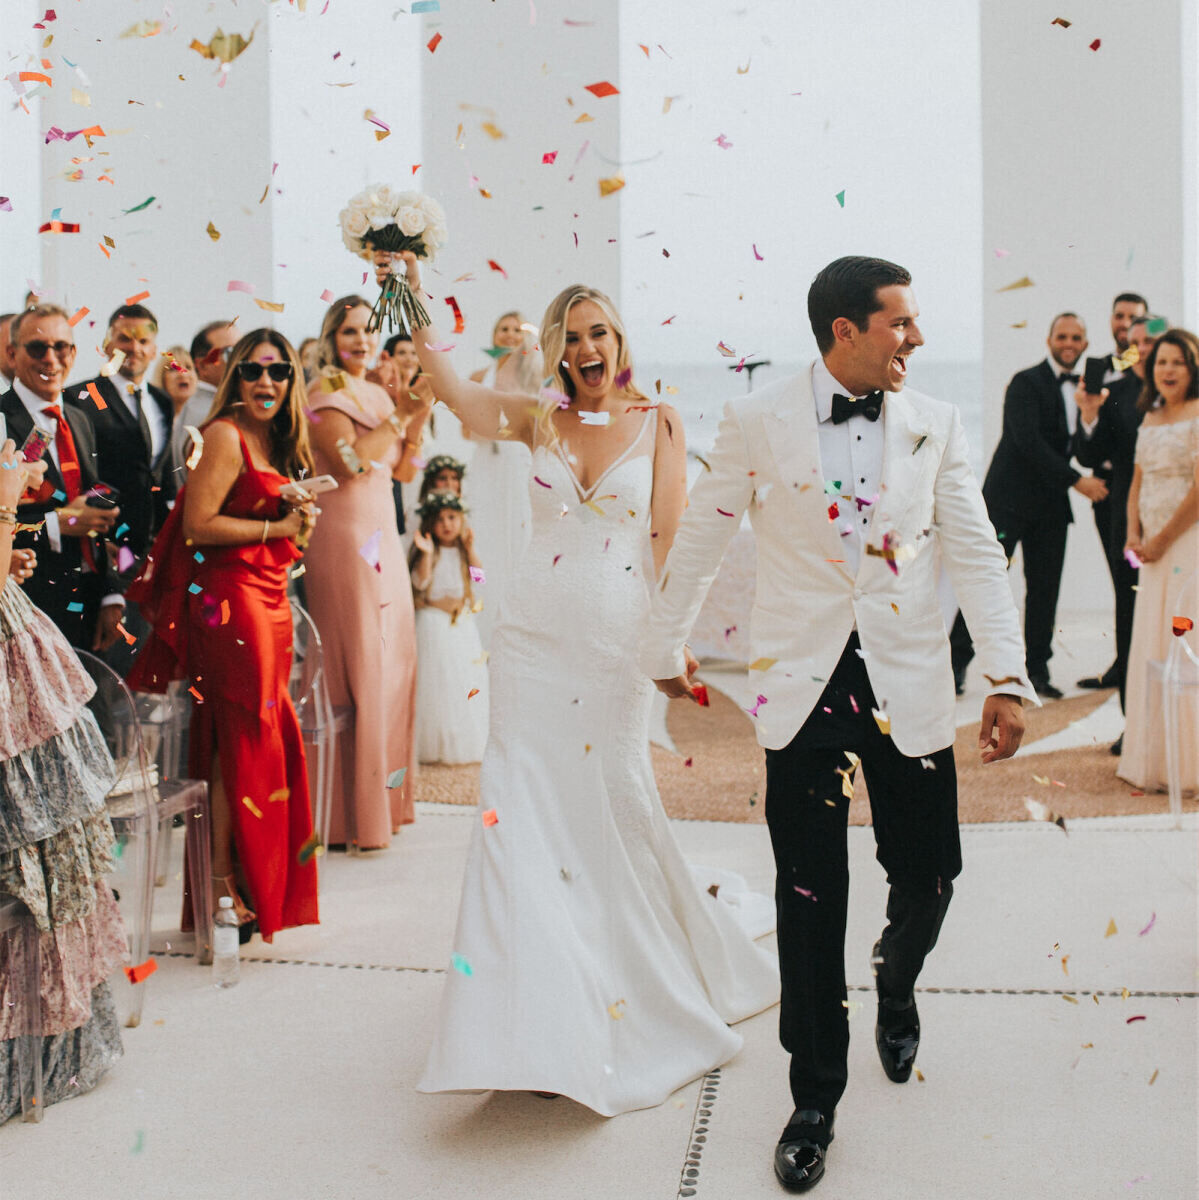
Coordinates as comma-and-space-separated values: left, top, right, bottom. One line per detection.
261, 519, 270, 543
386, 412, 403, 435
0, 504, 17, 515
0, 512, 16, 526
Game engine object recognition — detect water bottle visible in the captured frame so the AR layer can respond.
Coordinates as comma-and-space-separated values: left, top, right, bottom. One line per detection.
212, 896, 240, 988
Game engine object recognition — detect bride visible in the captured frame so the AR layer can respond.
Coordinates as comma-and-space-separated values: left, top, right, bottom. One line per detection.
391, 250, 779, 1116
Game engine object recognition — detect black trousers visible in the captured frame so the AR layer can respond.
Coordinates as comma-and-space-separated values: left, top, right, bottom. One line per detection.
1108, 546, 1138, 710
765, 634, 961, 1119
950, 506, 1068, 681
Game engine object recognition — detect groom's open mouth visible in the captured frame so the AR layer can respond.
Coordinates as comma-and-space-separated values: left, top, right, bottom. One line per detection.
579, 358, 605, 388
892, 354, 909, 377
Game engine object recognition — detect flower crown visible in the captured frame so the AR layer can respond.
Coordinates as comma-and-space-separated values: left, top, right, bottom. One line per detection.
423, 454, 466, 481
417, 489, 468, 519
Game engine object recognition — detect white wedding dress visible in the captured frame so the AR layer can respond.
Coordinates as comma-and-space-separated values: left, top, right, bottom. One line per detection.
418, 411, 779, 1116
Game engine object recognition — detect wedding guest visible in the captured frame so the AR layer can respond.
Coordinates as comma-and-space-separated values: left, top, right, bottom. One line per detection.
409, 490, 488, 764
1075, 314, 1165, 738
395, 247, 778, 1116
0, 314, 15, 385
68, 304, 176, 674
369, 331, 423, 537
302, 295, 430, 849
950, 312, 1108, 699
0, 304, 123, 651
298, 337, 320, 383
467, 312, 538, 647
127, 329, 320, 942
1117, 328, 1199, 794
0, 438, 128, 1125
155, 346, 198, 420
172, 318, 239, 466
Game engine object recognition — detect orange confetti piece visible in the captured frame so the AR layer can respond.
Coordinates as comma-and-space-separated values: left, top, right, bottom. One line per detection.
427, 31, 442, 52
18, 71, 53, 85
1172, 616, 1194, 635
125, 290, 150, 305
188, 685, 204, 702
482, 808, 498, 827
268, 788, 290, 803
242, 796, 264, 819
67, 306, 89, 327
116, 622, 137, 646
123, 958, 157, 985
467, 687, 480, 699
219, 598, 230, 625
585, 81, 619, 98
86, 381, 107, 411
98, 242, 111, 259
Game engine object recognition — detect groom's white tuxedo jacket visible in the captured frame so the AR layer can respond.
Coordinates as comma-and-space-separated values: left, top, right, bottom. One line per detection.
641, 365, 1037, 757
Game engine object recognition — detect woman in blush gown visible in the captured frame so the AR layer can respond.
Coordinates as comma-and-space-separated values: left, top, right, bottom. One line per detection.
467, 313, 538, 646
128, 330, 320, 942
1118, 328, 1199, 794
389, 249, 778, 1117
302, 296, 431, 849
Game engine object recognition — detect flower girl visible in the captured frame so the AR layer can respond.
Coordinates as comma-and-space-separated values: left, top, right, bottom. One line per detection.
409, 491, 489, 764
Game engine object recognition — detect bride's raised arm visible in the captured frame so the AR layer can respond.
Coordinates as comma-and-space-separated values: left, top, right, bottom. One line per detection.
385, 251, 540, 447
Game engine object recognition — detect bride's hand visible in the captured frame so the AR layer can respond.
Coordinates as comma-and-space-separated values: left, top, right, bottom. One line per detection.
397, 250, 423, 294
373, 250, 400, 288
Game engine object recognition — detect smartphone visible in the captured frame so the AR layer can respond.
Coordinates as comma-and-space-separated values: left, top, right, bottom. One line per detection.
20, 425, 54, 463
1083, 358, 1107, 395
279, 475, 339, 502
84, 482, 120, 509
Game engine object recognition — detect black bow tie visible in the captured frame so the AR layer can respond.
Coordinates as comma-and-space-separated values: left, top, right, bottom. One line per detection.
830, 391, 883, 424
1058, 373, 1079, 386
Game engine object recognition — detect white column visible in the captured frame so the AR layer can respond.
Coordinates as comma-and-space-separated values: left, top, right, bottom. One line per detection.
980, 0, 1199, 619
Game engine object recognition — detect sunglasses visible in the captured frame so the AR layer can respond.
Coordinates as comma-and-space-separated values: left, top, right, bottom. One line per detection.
21, 340, 75, 359
235, 361, 294, 383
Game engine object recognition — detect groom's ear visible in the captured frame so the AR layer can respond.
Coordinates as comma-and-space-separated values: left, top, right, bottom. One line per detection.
830, 316, 859, 346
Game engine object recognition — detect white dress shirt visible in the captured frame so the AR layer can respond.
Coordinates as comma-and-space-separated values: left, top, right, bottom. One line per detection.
1047, 356, 1082, 435
122, 377, 169, 465
12, 378, 63, 551
812, 358, 886, 578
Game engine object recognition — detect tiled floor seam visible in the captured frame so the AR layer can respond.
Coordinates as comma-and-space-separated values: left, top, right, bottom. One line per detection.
676, 1066, 720, 1198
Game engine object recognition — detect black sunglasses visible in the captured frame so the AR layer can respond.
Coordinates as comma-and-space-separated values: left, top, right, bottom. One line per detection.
22, 339, 74, 359
235, 361, 293, 382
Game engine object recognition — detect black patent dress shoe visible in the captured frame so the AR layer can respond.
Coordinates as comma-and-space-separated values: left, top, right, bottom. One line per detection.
1110, 733, 1123, 756
774, 1109, 832, 1192
1077, 664, 1119, 689
1030, 677, 1064, 700
872, 940, 920, 1083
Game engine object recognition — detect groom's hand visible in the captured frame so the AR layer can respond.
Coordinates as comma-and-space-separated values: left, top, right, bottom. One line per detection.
653, 646, 701, 701
978, 693, 1025, 763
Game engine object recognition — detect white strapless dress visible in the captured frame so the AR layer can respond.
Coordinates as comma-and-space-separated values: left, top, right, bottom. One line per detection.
418, 413, 779, 1116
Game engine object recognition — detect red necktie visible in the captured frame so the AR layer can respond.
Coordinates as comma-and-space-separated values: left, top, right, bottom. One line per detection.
42, 404, 96, 571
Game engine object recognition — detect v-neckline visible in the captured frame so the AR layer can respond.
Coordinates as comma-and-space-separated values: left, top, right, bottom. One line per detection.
551, 409, 652, 501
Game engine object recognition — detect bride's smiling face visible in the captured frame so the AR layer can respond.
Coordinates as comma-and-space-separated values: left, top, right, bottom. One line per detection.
563, 300, 619, 403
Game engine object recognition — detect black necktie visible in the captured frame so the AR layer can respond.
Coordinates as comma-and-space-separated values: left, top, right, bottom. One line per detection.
1058, 373, 1079, 386
830, 391, 883, 424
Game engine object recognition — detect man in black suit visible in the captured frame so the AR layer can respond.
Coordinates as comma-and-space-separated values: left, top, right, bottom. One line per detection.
67, 303, 176, 673
1073, 314, 1164, 746
950, 313, 1109, 699
1, 304, 122, 649
1074, 293, 1149, 691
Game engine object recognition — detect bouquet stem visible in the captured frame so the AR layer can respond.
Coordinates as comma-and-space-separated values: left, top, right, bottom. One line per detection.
367, 273, 430, 336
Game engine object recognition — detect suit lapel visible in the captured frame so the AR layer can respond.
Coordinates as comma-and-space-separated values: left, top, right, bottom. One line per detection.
1, 389, 65, 494
763, 369, 854, 583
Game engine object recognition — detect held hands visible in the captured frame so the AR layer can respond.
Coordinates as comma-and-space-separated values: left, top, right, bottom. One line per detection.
978, 694, 1025, 764
1074, 385, 1108, 427
57, 494, 120, 537
652, 645, 702, 701
1129, 532, 1166, 564
1073, 475, 1109, 503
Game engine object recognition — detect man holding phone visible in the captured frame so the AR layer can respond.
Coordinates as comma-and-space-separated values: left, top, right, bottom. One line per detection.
0, 304, 123, 650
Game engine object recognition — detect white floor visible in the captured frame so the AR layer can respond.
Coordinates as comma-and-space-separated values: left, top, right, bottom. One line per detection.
2, 801, 1194, 1200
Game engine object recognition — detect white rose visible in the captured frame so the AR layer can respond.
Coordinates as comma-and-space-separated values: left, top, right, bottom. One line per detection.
366, 203, 396, 230
341, 206, 370, 239
416, 194, 447, 225
369, 184, 399, 211
397, 205, 427, 237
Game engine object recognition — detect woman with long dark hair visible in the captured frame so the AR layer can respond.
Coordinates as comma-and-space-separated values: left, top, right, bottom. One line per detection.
128, 328, 320, 942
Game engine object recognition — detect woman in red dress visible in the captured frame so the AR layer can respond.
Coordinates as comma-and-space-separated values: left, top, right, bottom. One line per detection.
128, 329, 320, 942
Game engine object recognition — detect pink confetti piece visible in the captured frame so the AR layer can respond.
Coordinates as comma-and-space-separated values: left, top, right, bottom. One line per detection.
227, 279, 255, 294
116, 545, 136, 573
714, 134, 733, 149
358, 529, 382, 572
1137, 912, 1156, 936
849, 693, 859, 714
1124, 547, 1143, 568
533, 476, 553, 489
320, 288, 334, 302
424, 341, 456, 352
469, 566, 486, 583
614, 367, 632, 389
752, 243, 764, 261
541, 150, 558, 164
747, 693, 768, 717
793, 886, 817, 901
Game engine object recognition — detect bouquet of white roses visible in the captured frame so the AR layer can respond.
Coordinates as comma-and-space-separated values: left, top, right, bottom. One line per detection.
338, 184, 448, 334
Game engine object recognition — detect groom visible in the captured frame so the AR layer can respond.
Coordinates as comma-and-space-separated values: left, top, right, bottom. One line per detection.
642, 257, 1034, 1192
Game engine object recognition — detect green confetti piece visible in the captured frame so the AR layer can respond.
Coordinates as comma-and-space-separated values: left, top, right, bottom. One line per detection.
451, 953, 473, 976
1146, 317, 1168, 335
835, 189, 846, 208
482, 346, 508, 359
386, 767, 408, 789
823, 480, 842, 494
131, 1129, 145, 1154
123, 196, 156, 214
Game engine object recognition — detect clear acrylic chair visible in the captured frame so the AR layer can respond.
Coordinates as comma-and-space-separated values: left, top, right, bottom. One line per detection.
289, 598, 353, 855
0, 894, 44, 1122
1145, 569, 1199, 828
134, 680, 191, 886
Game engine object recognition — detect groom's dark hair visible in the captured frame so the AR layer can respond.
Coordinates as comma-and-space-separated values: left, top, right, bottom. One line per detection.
808, 256, 912, 354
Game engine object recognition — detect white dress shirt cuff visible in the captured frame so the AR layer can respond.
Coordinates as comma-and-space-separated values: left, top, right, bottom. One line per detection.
101, 593, 126, 609
1079, 416, 1099, 437
44, 510, 62, 554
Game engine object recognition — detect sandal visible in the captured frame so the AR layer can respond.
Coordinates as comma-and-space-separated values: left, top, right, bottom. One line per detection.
212, 873, 256, 926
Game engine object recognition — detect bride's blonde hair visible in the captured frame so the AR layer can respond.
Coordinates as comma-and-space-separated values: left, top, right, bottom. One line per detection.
535, 285, 648, 442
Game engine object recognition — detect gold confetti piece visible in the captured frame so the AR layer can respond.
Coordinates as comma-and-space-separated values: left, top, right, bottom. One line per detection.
583, 500, 606, 516
598, 174, 625, 197
1063, 994, 1078, 1004
584, 744, 591, 754
268, 788, 289, 803
1121, 987, 1130, 1000
320, 371, 349, 393
184, 426, 204, 469
206, 220, 221, 241
872, 708, 891, 735
254, 299, 285, 312
1061, 955, 1069, 975
121, 19, 162, 38
1033, 774, 1050, 785
606, 999, 627, 1021
575, 112, 594, 123
190, 26, 257, 64
1092, 994, 1099, 1005
1112, 344, 1140, 371
748, 657, 777, 672
1148, 1069, 1159, 1085
997, 276, 1034, 292
481, 121, 505, 139
242, 796, 263, 819
914, 1069, 925, 1082
984, 674, 1022, 687
1051, 16, 1072, 28
890, 603, 899, 614
1010, 321, 1028, 329
1105, 918, 1118, 938
71, 87, 90, 106
1081, 1042, 1093, 1049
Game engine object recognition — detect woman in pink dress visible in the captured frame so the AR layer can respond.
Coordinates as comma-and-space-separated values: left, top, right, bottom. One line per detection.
303, 296, 431, 848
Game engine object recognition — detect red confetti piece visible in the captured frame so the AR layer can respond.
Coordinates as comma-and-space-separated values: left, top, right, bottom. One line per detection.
1126, 1015, 1146, 1023
67, 306, 88, 327
752, 244, 764, 261
692, 684, 710, 707
427, 31, 442, 52
444, 295, 464, 333
585, 81, 619, 98
827, 503, 839, 521
123, 958, 157, 984
38, 220, 80, 233
683, 757, 693, 767
1089, 38, 1101, 50
533, 476, 552, 489
125, 289, 150, 305
86, 381, 107, 410
467, 687, 480, 699
487, 259, 507, 279
542, 151, 558, 164
1172, 616, 1193, 636
482, 808, 498, 826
